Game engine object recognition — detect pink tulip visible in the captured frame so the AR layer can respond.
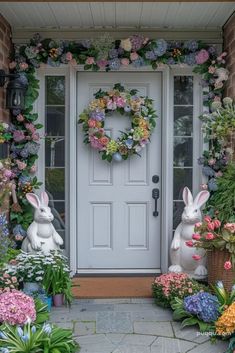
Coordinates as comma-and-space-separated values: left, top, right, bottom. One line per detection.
195, 222, 202, 228
204, 216, 211, 223
205, 232, 214, 240
207, 222, 215, 231
185, 240, 194, 247
192, 233, 201, 240
213, 220, 221, 229
192, 254, 201, 261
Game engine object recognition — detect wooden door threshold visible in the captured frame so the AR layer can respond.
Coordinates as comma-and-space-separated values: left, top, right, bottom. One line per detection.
72, 276, 155, 298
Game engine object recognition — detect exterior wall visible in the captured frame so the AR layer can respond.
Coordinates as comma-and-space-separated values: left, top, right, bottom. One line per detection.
224, 13, 235, 99
0, 13, 12, 122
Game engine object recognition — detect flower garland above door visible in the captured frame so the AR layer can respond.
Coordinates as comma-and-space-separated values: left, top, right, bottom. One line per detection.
78, 83, 158, 162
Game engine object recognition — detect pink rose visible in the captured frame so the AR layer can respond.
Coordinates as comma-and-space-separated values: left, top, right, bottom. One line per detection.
192, 233, 201, 240
192, 254, 201, 261
85, 57, 95, 65
25, 123, 36, 134
66, 52, 73, 61
19, 62, 28, 70
121, 58, 130, 66
16, 160, 27, 170
130, 52, 139, 61
208, 66, 216, 74
224, 223, 235, 233
224, 261, 232, 270
195, 222, 202, 228
88, 119, 97, 128
204, 216, 211, 223
185, 240, 194, 247
16, 114, 24, 122
208, 158, 216, 166
30, 165, 37, 174
114, 96, 126, 108
195, 49, 209, 64
213, 220, 221, 229
32, 133, 40, 141
213, 96, 221, 102
205, 232, 214, 240
99, 136, 109, 146
9, 61, 17, 69
207, 222, 215, 231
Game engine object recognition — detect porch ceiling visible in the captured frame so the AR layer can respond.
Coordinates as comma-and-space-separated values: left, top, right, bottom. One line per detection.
0, 2, 234, 32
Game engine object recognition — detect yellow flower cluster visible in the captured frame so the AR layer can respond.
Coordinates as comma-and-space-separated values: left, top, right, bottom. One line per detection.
88, 98, 106, 110
215, 302, 235, 336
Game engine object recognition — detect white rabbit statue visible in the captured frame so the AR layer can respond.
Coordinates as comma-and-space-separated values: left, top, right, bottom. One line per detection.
169, 187, 210, 278
21, 191, 64, 254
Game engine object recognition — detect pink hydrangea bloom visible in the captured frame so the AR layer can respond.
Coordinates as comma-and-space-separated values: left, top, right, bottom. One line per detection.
195, 49, 209, 64
25, 123, 36, 134
13, 130, 25, 142
0, 290, 36, 325
97, 59, 108, 69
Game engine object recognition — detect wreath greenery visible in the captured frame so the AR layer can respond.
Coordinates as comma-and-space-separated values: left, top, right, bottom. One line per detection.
78, 83, 157, 162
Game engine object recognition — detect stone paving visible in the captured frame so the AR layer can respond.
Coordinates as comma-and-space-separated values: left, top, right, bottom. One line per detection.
50, 298, 228, 353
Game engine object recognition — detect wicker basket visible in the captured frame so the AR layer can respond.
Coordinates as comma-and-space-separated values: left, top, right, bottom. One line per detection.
207, 249, 235, 291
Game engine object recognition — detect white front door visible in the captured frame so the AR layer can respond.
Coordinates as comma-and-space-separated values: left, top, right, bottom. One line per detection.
77, 72, 162, 271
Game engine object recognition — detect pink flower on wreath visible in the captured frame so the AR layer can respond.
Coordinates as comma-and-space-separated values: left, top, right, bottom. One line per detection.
192, 233, 201, 240
85, 57, 95, 65
89, 135, 104, 150
208, 66, 216, 74
224, 223, 235, 234
0, 290, 36, 325
13, 130, 25, 142
121, 58, 130, 66
113, 96, 126, 108
185, 240, 194, 247
130, 52, 139, 61
207, 222, 215, 231
15, 234, 23, 241
66, 52, 73, 61
224, 261, 232, 270
206, 232, 215, 240
204, 215, 211, 223
99, 136, 109, 146
16, 160, 27, 170
19, 62, 28, 71
195, 49, 209, 64
192, 254, 201, 261
88, 119, 97, 128
4, 169, 12, 179
32, 133, 40, 141
16, 114, 25, 122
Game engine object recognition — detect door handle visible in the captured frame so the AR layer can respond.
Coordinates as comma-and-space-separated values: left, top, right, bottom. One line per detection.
152, 188, 159, 217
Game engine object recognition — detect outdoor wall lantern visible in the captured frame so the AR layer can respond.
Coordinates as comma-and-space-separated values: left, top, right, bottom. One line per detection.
0, 69, 27, 112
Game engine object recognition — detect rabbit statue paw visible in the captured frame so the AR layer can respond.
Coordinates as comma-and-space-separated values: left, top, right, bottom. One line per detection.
169, 187, 210, 279
21, 191, 64, 254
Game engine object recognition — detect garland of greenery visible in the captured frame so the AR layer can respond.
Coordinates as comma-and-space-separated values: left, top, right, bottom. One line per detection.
0, 33, 229, 243
78, 83, 157, 162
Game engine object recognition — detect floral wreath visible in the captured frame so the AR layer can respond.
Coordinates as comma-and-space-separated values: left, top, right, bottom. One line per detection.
78, 83, 157, 162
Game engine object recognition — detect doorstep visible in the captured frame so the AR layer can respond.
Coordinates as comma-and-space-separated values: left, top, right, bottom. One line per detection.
72, 276, 155, 298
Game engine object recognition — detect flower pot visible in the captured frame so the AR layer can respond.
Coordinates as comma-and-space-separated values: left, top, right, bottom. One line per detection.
23, 282, 41, 292
207, 249, 235, 291
53, 294, 64, 307
46, 296, 52, 311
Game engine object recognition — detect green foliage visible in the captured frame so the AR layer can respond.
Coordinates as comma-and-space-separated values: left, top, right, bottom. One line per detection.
34, 298, 50, 325
207, 163, 235, 223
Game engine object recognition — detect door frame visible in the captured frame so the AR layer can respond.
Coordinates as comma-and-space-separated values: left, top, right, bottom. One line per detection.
37, 64, 202, 275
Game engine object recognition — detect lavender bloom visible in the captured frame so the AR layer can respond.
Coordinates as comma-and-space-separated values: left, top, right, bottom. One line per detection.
184, 292, 220, 323
184, 40, 199, 52
117, 47, 124, 55
145, 51, 157, 60
184, 53, 196, 66
20, 149, 29, 158
108, 58, 121, 70
154, 39, 168, 56
109, 49, 118, 59
19, 175, 31, 185
89, 110, 105, 121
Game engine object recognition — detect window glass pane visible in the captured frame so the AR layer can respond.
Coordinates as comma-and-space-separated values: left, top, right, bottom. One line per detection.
45, 139, 65, 167
45, 107, 65, 136
173, 201, 184, 229
174, 76, 193, 105
45, 168, 65, 200
173, 168, 193, 200
0, 143, 8, 159
48, 201, 65, 229
56, 230, 65, 250
174, 106, 193, 136
46, 76, 65, 105
174, 137, 193, 167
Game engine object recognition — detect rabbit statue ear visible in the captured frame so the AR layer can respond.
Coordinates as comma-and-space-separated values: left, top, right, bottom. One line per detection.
40, 191, 49, 206
182, 187, 193, 206
194, 190, 210, 208
26, 193, 40, 209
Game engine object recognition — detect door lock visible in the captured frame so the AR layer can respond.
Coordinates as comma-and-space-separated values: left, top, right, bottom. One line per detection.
152, 175, 159, 184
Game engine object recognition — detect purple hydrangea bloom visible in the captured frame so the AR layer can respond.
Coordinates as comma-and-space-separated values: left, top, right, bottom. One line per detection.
132, 57, 145, 68
108, 58, 121, 70
145, 51, 157, 60
184, 292, 220, 323
130, 35, 146, 51
154, 39, 168, 56
20, 148, 29, 158
0, 214, 9, 237
89, 110, 105, 121
109, 49, 119, 59
184, 40, 199, 52
202, 166, 215, 177
17, 74, 28, 87
184, 53, 196, 66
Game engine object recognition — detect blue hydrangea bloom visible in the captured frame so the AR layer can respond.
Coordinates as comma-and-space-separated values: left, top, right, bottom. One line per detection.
208, 178, 218, 192
132, 57, 145, 68
202, 166, 215, 177
184, 292, 220, 323
167, 57, 176, 65
24, 142, 40, 155
19, 175, 31, 185
184, 40, 199, 52
13, 224, 27, 237
109, 49, 119, 59
184, 53, 196, 66
154, 39, 168, 56
145, 51, 157, 60
125, 139, 134, 149
108, 58, 121, 70
20, 148, 29, 158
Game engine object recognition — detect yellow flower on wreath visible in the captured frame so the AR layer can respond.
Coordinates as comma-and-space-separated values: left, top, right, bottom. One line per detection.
89, 98, 106, 110
215, 302, 235, 336
139, 118, 149, 129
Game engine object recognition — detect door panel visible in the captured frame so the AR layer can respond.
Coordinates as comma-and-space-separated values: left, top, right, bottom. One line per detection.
77, 72, 162, 270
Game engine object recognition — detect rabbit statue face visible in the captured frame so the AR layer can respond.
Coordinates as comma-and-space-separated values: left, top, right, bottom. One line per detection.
181, 187, 210, 224
26, 192, 54, 224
